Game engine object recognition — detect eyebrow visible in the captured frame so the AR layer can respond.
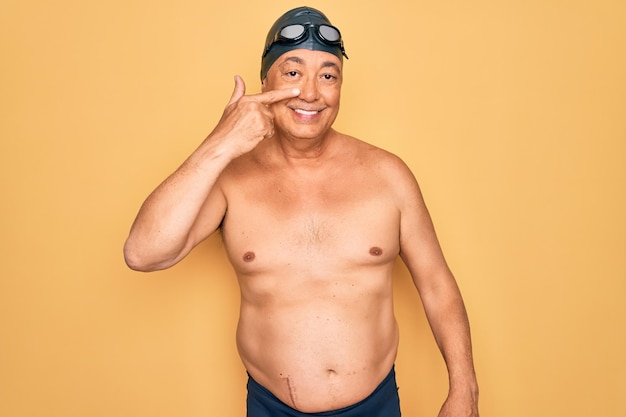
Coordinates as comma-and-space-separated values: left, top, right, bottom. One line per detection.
281, 56, 305, 65
321, 61, 341, 72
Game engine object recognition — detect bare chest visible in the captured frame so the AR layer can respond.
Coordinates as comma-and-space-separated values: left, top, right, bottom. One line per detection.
220, 173, 400, 274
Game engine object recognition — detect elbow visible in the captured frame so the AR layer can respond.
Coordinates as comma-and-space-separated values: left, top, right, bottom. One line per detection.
123, 239, 161, 272
123, 231, 187, 272
124, 255, 152, 272
124, 248, 151, 272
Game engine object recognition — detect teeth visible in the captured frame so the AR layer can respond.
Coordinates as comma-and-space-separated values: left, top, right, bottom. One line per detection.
294, 109, 318, 115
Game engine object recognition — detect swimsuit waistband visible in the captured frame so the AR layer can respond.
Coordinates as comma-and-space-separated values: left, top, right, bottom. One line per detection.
246, 366, 400, 416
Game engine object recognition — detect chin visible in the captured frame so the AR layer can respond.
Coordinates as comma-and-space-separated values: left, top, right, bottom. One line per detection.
284, 120, 337, 141
285, 126, 330, 140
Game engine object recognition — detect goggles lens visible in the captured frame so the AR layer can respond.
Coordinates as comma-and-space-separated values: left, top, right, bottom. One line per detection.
279, 24, 307, 40
318, 25, 341, 42
277, 24, 341, 44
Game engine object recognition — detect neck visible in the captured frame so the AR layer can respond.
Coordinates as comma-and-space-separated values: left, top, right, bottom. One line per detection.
272, 129, 338, 162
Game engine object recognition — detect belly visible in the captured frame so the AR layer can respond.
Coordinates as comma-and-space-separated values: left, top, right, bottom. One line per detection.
236, 271, 399, 412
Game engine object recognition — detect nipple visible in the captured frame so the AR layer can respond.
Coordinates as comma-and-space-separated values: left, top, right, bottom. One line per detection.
369, 247, 383, 256
243, 251, 256, 262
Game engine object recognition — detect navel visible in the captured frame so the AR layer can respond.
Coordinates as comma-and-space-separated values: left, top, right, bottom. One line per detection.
243, 251, 256, 262
369, 247, 383, 256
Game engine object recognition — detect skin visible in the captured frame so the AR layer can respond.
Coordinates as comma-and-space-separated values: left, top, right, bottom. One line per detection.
124, 49, 479, 415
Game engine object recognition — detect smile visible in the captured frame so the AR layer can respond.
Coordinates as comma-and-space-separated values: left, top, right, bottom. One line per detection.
293, 108, 320, 116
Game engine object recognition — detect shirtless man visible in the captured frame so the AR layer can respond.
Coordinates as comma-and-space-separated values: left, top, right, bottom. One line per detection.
124, 6, 479, 417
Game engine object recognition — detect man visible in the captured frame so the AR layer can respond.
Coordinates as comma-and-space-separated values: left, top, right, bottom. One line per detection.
124, 6, 479, 417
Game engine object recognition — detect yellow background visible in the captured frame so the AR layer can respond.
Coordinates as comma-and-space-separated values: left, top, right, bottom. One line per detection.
1, 0, 625, 416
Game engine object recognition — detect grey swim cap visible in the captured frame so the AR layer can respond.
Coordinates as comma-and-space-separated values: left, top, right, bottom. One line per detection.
260, 6, 348, 80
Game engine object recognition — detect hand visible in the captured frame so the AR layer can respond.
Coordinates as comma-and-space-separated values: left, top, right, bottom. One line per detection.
437, 390, 479, 417
209, 75, 300, 158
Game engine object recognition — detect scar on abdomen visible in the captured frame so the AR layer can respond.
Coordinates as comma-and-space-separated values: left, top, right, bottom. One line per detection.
285, 376, 298, 409
369, 247, 383, 256
243, 251, 255, 262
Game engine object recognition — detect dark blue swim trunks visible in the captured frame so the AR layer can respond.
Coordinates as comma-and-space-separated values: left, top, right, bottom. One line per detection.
246, 366, 401, 416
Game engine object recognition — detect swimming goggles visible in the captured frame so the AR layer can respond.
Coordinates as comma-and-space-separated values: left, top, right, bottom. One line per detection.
263, 23, 349, 59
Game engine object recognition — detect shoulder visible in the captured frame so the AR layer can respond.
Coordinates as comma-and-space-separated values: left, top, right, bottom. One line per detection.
216, 147, 266, 186
345, 135, 419, 190
331, 134, 424, 212
344, 134, 409, 167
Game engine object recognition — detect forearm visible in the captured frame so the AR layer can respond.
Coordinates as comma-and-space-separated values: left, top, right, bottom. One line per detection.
124, 138, 232, 271
421, 278, 478, 393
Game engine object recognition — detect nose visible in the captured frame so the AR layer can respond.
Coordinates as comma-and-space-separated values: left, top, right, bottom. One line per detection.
298, 76, 320, 102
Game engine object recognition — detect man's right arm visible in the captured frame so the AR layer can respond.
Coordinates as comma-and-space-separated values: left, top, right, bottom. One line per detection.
123, 140, 231, 272
123, 76, 300, 271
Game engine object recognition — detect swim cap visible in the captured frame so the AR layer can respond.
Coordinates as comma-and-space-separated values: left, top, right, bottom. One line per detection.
260, 6, 348, 80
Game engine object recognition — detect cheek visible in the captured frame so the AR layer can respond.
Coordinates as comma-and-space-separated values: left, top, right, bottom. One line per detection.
261, 73, 280, 91
261, 77, 278, 92
323, 88, 341, 106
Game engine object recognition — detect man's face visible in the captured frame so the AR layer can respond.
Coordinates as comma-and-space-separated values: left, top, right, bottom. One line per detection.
262, 49, 342, 141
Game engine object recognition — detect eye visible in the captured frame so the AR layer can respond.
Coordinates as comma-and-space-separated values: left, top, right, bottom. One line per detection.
280, 69, 302, 82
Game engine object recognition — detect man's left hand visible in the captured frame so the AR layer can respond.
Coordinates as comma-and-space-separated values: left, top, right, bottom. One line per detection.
437, 390, 479, 417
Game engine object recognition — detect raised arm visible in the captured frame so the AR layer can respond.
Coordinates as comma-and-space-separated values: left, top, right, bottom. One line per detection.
123, 76, 300, 271
394, 160, 479, 416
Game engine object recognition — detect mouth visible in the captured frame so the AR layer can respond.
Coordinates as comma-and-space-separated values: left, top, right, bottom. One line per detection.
293, 108, 321, 116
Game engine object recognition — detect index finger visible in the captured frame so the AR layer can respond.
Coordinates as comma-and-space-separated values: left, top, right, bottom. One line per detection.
252, 87, 301, 105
